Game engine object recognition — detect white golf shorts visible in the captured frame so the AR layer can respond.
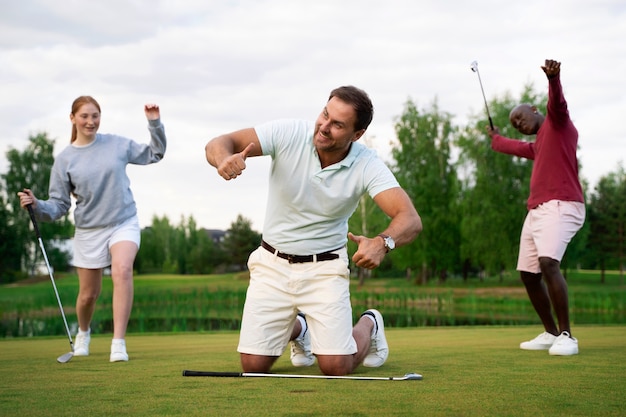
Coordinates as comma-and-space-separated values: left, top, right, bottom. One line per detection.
517, 200, 585, 273
237, 245, 357, 357
73, 216, 141, 269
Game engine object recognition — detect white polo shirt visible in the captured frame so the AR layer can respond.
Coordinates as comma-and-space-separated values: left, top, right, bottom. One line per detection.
255, 119, 399, 255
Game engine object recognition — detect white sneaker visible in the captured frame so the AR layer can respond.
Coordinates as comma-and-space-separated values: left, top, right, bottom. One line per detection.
520, 332, 557, 350
110, 340, 129, 362
74, 331, 91, 356
290, 314, 315, 367
362, 309, 389, 367
549, 331, 579, 356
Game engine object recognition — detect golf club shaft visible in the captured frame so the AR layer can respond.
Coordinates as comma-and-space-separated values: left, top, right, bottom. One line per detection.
27, 205, 74, 349
182, 370, 421, 380
475, 68, 494, 129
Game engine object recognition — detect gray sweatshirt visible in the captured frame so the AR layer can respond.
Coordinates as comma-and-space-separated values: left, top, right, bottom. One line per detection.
35, 119, 166, 228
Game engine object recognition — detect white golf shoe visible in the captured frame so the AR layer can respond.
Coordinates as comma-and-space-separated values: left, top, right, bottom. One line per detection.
110, 339, 129, 362
362, 309, 389, 368
520, 332, 557, 350
549, 331, 579, 356
74, 331, 91, 356
290, 313, 315, 367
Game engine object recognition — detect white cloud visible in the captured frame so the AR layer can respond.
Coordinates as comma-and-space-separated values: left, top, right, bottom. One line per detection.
1, 0, 625, 231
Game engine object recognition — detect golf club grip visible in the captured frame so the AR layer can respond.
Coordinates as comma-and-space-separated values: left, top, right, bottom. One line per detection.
182, 370, 243, 377
27, 205, 42, 239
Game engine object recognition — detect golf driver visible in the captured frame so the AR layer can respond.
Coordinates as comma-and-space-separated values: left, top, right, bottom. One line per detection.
27, 204, 74, 363
182, 370, 423, 381
470, 60, 494, 129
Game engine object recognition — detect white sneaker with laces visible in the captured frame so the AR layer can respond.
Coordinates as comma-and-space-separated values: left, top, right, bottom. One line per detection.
290, 314, 315, 367
549, 331, 579, 356
520, 332, 557, 350
362, 309, 389, 368
110, 340, 129, 362
74, 331, 91, 356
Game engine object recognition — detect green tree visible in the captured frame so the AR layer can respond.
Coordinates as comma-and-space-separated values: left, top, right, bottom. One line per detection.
587, 163, 626, 282
136, 215, 177, 273
136, 214, 229, 274
1, 133, 72, 278
0, 185, 23, 282
391, 98, 460, 283
179, 215, 224, 274
173, 215, 190, 274
222, 215, 261, 271
456, 86, 545, 279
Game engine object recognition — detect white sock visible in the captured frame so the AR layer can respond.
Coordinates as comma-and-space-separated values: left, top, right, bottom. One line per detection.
78, 328, 90, 336
112, 338, 125, 345
296, 315, 307, 339
362, 313, 377, 337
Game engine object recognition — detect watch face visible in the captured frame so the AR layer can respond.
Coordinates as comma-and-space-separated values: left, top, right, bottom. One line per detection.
378, 233, 395, 251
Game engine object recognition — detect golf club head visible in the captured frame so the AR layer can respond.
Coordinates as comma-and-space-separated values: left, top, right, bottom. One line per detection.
404, 373, 423, 380
57, 352, 74, 363
470, 61, 478, 73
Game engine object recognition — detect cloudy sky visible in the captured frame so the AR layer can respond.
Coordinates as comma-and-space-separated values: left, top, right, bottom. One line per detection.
1, 0, 624, 231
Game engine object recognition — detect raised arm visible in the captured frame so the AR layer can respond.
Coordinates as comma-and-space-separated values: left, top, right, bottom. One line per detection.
144, 103, 161, 120
205, 128, 263, 181
541, 59, 570, 125
541, 59, 560, 79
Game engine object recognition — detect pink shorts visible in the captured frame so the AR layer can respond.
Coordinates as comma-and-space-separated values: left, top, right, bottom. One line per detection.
517, 200, 585, 273
237, 245, 356, 357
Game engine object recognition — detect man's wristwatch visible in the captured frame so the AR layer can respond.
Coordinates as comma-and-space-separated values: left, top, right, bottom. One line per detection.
378, 234, 395, 252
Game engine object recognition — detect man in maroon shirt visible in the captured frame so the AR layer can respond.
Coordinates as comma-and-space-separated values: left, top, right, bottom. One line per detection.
487, 59, 585, 356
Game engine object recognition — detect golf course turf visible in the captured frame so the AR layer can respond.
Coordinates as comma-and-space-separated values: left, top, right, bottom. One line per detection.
1, 326, 624, 416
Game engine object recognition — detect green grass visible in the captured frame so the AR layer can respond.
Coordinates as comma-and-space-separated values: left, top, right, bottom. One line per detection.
1, 326, 624, 416
1, 270, 624, 415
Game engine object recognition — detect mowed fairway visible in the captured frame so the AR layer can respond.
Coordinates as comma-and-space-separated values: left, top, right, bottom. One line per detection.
1, 326, 624, 416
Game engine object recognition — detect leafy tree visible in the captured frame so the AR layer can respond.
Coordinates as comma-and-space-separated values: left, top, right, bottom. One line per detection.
1, 133, 72, 278
391, 98, 460, 283
136, 214, 231, 274
179, 215, 225, 274
0, 185, 23, 282
136, 215, 177, 273
587, 163, 626, 282
456, 86, 544, 278
222, 214, 261, 271
173, 215, 190, 274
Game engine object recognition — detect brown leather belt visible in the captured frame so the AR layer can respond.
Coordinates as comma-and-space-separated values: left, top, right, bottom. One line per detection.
261, 240, 341, 264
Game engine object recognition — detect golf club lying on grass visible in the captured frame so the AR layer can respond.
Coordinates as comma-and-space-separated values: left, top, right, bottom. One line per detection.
27, 204, 75, 363
182, 370, 423, 381
470, 60, 494, 129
